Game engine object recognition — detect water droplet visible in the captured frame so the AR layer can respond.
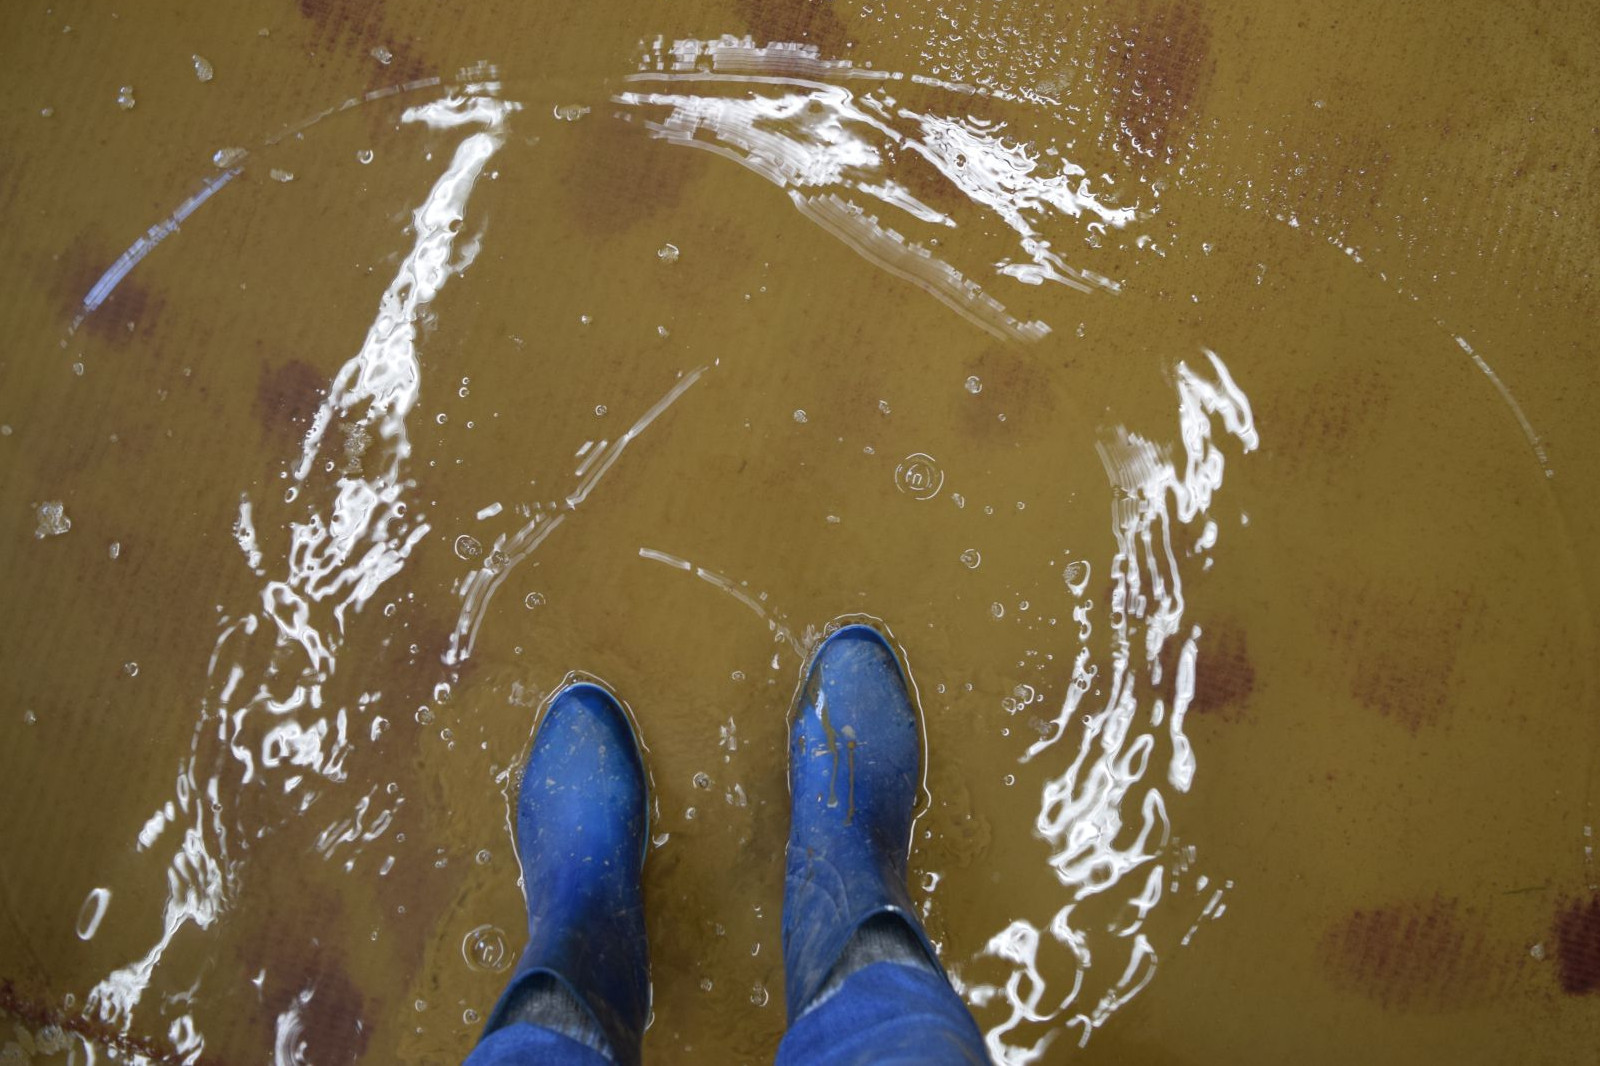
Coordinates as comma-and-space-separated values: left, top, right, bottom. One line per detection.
122, 662, 138, 678
475, 849, 492, 866
523, 591, 546, 609
462, 1008, 480, 1024
894, 453, 944, 501
1063, 559, 1091, 596
698, 977, 714, 992
108, 541, 121, 560
34, 501, 71, 538
579, 314, 592, 325
959, 548, 981, 569
212, 146, 247, 168
357, 149, 375, 165
416, 706, 434, 725
116, 86, 136, 110
269, 168, 295, 183
454, 534, 483, 561
657, 243, 680, 264
964, 375, 983, 394
191, 54, 214, 82
793, 409, 808, 424
692, 772, 711, 790
990, 602, 1005, 620
414, 999, 427, 1012
553, 103, 591, 121
22, 710, 37, 725
877, 399, 892, 415
750, 982, 770, 1007
595, 404, 608, 417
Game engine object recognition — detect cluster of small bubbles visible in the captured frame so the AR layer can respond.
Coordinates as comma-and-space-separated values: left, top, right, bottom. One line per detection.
894, 453, 945, 501
483, 548, 511, 573
358, 149, 375, 165
416, 706, 434, 725
192, 54, 214, 82
595, 404, 608, 416
458, 378, 470, 398
656, 325, 670, 338
34, 501, 71, 538
964, 375, 983, 394
656, 243, 680, 263
877, 399, 891, 415
959, 548, 981, 569
116, 86, 136, 110
1063, 559, 1091, 596
692, 771, 711, 790
523, 591, 546, 609
990, 602, 1005, 620
698, 977, 714, 992
553, 103, 591, 121
122, 662, 139, 678
370, 45, 394, 65
475, 849, 492, 866
454, 534, 483, 561
793, 409, 808, 424
951, 492, 966, 509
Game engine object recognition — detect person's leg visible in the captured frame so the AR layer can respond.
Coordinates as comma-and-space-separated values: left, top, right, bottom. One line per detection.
777, 626, 988, 1065
464, 682, 651, 1066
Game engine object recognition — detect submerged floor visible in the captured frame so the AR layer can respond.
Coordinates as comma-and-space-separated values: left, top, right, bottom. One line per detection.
1, 1, 1598, 1062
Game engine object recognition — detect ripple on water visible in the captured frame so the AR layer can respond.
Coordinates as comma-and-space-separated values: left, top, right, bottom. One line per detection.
461, 924, 511, 973
894, 453, 945, 500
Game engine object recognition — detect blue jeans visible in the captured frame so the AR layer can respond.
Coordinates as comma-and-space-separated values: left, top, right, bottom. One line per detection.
463, 960, 988, 1065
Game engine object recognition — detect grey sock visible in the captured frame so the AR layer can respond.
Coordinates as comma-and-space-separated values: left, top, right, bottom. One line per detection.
499, 973, 613, 1060
804, 913, 941, 1015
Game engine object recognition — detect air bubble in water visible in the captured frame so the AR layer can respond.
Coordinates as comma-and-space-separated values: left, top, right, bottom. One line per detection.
454, 534, 483, 560
793, 409, 808, 424
122, 662, 138, 677
357, 149, 374, 165
959, 548, 981, 569
750, 982, 770, 1007
475, 849, 492, 865
553, 103, 591, 121
370, 45, 394, 65
116, 86, 135, 110
1063, 559, 1091, 596
523, 592, 546, 609
692, 772, 711, 790
595, 405, 608, 416
213, 146, 247, 168
990, 602, 1005, 620
894, 453, 944, 501
34, 501, 70, 538
965, 375, 983, 394
192, 55, 214, 82
270, 168, 295, 183
657, 243, 680, 264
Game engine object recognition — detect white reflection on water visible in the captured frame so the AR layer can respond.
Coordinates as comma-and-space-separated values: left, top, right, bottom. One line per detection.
616, 35, 1150, 341
84, 86, 517, 1034
964, 352, 1258, 1061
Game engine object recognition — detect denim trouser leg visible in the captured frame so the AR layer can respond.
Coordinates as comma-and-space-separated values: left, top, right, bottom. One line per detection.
774, 960, 990, 1066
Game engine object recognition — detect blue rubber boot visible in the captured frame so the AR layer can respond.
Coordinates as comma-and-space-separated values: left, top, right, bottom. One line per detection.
782, 625, 947, 1020
478, 682, 649, 1065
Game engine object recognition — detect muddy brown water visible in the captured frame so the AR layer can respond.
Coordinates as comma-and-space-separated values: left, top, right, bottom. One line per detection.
1, 1, 1597, 1063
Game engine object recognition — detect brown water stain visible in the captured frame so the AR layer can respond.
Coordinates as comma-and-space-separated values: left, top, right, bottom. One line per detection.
558, 117, 709, 238
1319, 895, 1511, 1010
1188, 619, 1255, 719
1097, 0, 1214, 162
296, 0, 435, 91
738, 0, 855, 55
1552, 894, 1600, 995
957, 344, 1060, 442
1325, 585, 1477, 733
0, 978, 194, 1064
255, 355, 326, 445
55, 240, 166, 347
